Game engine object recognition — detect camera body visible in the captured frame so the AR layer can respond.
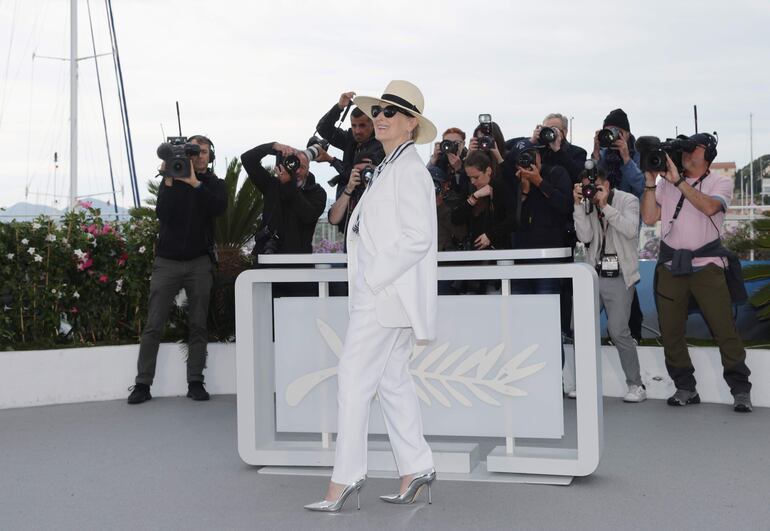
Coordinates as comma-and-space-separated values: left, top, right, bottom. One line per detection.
440, 139, 460, 155
477, 114, 495, 151
598, 126, 621, 148
516, 151, 536, 169
636, 135, 696, 172
539, 126, 558, 145
156, 136, 201, 178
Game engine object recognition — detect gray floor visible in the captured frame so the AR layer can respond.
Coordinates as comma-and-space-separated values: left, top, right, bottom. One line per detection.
1, 395, 769, 531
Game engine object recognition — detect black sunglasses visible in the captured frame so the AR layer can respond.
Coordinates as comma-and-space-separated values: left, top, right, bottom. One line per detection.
371, 105, 413, 119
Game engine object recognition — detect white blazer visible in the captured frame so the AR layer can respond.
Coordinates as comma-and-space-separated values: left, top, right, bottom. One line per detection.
345, 143, 438, 342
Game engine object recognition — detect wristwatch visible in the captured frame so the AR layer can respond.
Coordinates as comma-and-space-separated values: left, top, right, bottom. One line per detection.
674, 177, 686, 187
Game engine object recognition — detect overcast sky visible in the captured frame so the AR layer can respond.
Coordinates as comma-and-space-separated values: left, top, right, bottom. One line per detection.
1, 0, 769, 211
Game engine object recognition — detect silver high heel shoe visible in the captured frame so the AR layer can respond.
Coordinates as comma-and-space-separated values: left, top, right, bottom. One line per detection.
304, 476, 366, 513
379, 468, 436, 505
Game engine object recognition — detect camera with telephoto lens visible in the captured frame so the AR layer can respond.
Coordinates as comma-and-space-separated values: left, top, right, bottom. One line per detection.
635, 135, 696, 173
477, 114, 495, 151
516, 151, 536, 168
598, 126, 622, 148
538, 126, 558, 145
157, 136, 201, 178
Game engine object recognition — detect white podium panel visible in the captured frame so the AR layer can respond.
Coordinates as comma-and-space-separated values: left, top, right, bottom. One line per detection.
235, 252, 603, 481
274, 295, 563, 438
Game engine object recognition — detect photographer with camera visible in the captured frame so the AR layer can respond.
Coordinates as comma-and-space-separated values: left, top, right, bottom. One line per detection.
532, 113, 587, 183
592, 109, 644, 198
593, 108, 645, 343
327, 146, 385, 234
469, 115, 507, 163
573, 166, 646, 403
127, 135, 227, 405
241, 141, 327, 255
428, 127, 470, 196
316, 91, 382, 200
640, 133, 752, 412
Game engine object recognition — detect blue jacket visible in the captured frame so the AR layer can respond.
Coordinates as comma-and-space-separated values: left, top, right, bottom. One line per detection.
598, 148, 644, 198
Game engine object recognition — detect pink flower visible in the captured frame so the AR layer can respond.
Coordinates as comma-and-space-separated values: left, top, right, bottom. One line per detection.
117, 252, 128, 266
98, 274, 109, 284
77, 200, 93, 209
77, 258, 94, 271
101, 224, 113, 235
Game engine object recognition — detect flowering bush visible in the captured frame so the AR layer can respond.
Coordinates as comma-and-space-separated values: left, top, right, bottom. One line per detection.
313, 239, 344, 254
0, 205, 161, 349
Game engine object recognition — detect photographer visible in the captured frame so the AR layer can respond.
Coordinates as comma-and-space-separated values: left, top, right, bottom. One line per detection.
640, 133, 752, 412
128, 135, 227, 405
241, 142, 327, 255
469, 118, 507, 163
450, 151, 515, 250
532, 113, 587, 183
316, 91, 382, 199
573, 167, 645, 403
593, 108, 645, 342
504, 139, 572, 294
428, 127, 470, 196
592, 108, 644, 198
327, 146, 385, 234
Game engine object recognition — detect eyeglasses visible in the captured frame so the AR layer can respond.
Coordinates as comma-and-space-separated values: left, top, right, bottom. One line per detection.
371, 105, 413, 119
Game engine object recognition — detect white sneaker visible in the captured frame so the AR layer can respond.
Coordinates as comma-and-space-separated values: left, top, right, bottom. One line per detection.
623, 385, 647, 403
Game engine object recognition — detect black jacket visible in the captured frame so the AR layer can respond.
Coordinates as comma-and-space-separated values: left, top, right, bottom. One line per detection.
541, 140, 588, 184
502, 159, 572, 249
450, 176, 515, 249
155, 169, 227, 261
316, 104, 381, 199
241, 143, 327, 254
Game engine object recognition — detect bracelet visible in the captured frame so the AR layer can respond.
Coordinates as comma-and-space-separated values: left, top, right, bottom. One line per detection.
343, 189, 353, 196
644, 185, 657, 191
674, 177, 685, 188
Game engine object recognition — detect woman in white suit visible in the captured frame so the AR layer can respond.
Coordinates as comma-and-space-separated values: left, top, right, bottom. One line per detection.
305, 80, 439, 512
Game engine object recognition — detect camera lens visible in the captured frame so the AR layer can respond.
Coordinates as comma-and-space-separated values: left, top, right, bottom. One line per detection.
598, 128, 617, 148
539, 127, 557, 145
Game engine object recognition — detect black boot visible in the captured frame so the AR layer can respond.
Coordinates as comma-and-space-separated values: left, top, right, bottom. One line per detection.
187, 381, 210, 401
127, 383, 152, 405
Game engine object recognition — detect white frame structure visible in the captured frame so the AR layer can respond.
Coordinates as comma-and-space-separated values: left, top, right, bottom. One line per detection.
235, 250, 602, 481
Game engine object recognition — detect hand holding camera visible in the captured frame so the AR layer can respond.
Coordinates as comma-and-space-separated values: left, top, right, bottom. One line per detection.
573, 182, 584, 205
338, 91, 355, 110
345, 168, 363, 195
534, 125, 563, 152
594, 183, 609, 209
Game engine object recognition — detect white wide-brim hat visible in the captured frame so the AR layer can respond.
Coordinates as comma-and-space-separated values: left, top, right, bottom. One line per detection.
353, 80, 437, 145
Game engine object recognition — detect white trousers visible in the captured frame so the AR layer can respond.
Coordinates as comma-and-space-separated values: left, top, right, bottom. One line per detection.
330, 304, 434, 485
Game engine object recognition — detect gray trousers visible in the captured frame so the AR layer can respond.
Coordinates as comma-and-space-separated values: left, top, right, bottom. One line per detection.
136, 255, 213, 385
599, 275, 642, 387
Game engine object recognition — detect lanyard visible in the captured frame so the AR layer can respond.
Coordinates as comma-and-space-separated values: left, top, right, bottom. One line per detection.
672, 172, 709, 221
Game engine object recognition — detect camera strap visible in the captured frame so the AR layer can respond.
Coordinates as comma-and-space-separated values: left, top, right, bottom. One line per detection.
662, 171, 709, 242
672, 171, 709, 221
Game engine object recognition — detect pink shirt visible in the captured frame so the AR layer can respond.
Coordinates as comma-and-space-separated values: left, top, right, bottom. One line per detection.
655, 172, 732, 269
